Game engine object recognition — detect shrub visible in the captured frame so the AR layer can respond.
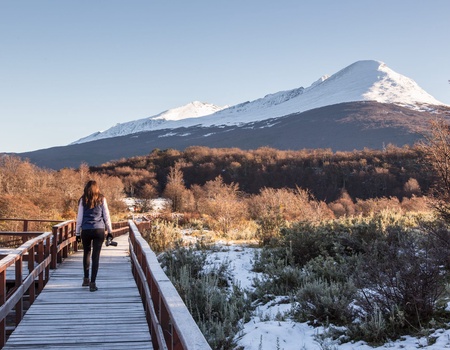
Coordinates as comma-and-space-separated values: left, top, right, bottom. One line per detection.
158, 245, 207, 280
194, 176, 249, 237
349, 306, 389, 345
353, 226, 450, 334
249, 187, 332, 245
280, 213, 427, 265
252, 264, 304, 302
141, 220, 182, 253
294, 277, 357, 326
159, 246, 252, 350
0, 194, 41, 227
280, 222, 338, 266
253, 213, 450, 343
302, 255, 358, 285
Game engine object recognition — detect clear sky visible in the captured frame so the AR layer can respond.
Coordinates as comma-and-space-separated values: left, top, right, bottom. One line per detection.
1, 0, 449, 153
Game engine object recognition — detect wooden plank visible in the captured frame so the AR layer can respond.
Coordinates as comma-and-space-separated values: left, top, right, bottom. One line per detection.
3, 233, 153, 349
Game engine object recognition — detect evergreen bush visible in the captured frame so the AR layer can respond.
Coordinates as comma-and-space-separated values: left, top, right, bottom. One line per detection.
294, 277, 357, 326
159, 246, 252, 350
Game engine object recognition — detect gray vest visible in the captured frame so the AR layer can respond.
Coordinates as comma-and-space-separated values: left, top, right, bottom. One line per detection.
81, 203, 105, 230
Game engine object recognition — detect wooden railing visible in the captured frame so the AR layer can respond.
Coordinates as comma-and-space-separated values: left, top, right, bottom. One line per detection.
0, 219, 78, 348
0, 219, 129, 348
111, 221, 129, 238
128, 220, 211, 350
0, 231, 52, 347
0, 218, 210, 349
0, 218, 63, 233
50, 220, 77, 269
0, 219, 64, 248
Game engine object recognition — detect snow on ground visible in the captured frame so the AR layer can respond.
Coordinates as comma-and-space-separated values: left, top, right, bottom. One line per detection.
123, 197, 169, 216
205, 245, 258, 291
205, 245, 450, 350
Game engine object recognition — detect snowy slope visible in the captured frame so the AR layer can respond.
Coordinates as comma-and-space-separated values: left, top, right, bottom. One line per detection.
73, 101, 227, 144
207, 245, 450, 350
72, 60, 445, 144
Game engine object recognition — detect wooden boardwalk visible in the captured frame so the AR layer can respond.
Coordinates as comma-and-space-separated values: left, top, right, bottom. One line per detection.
3, 234, 153, 349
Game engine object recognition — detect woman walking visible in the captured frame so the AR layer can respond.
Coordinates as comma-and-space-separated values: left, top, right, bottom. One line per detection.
75, 180, 113, 292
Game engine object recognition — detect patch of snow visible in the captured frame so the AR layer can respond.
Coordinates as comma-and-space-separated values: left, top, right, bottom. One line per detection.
204, 246, 259, 291
206, 244, 450, 350
158, 132, 178, 138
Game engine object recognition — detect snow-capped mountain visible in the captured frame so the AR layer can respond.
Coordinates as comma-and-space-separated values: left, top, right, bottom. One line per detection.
19, 59, 450, 170
72, 60, 445, 145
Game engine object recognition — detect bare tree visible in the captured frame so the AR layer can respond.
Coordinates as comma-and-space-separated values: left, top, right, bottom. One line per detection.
163, 162, 192, 212
418, 118, 450, 221
196, 176, 247, 235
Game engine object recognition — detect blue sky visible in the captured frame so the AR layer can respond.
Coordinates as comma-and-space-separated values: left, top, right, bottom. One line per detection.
1, 0, 449, 153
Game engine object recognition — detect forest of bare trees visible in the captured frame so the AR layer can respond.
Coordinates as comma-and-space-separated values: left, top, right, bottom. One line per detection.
91, 144, 429, 202
0, 158, 126, 231
1, 143, 433, 234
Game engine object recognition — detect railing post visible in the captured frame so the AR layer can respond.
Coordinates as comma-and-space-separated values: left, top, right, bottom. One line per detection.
51, 227, 58, 269
160, 298, 171, 349
45, 235, 50, 283
72, 221, 78, 252
15, 256, 23, 326
21, 221, 30, 244
38, 240, 45, 292
28, 246, 36, 304
0, 270, 5, 348
62, 226, 68, 259
57, 227, 63, 264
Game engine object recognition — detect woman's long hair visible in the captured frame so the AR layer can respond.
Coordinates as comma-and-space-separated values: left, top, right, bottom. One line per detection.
81, 180, 104, 209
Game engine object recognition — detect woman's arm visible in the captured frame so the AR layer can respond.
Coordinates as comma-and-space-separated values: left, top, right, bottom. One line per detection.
102, 198, 113, 234
75, 200, 84, 235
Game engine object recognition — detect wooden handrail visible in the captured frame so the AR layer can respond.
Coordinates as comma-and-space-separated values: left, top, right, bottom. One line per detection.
128, 220, 211, 350
51, 220, 77, 269
1, 218, 210, 349
111, 221, 129, 238
0, 220, 78, 347
0, 218, 131, 348
0, 218, 64, 233
0, 231, 52, 347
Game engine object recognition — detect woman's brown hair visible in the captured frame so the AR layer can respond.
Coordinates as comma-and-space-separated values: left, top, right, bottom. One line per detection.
81, 180, 104, 209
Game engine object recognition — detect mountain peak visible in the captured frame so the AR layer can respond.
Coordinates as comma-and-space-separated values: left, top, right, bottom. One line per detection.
72, 60, 445, 145
348, 59, 384, 68
314, 59, 442, 107
152, 101, 226, 121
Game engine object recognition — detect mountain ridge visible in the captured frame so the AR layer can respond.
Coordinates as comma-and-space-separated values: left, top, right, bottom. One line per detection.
72, 60, 445, 145
15, 101, 450, 170
73, 101, 227, 144
8, 60, 450, 170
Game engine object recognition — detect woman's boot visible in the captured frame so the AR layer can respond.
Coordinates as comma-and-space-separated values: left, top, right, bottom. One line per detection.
82, 278, 90, 287
90, 282, 98, 292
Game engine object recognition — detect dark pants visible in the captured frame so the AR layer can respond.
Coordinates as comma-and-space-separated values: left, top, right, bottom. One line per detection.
81, 229, 105, 283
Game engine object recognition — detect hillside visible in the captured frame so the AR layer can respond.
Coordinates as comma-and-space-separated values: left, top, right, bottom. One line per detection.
15, 101, 448, 170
